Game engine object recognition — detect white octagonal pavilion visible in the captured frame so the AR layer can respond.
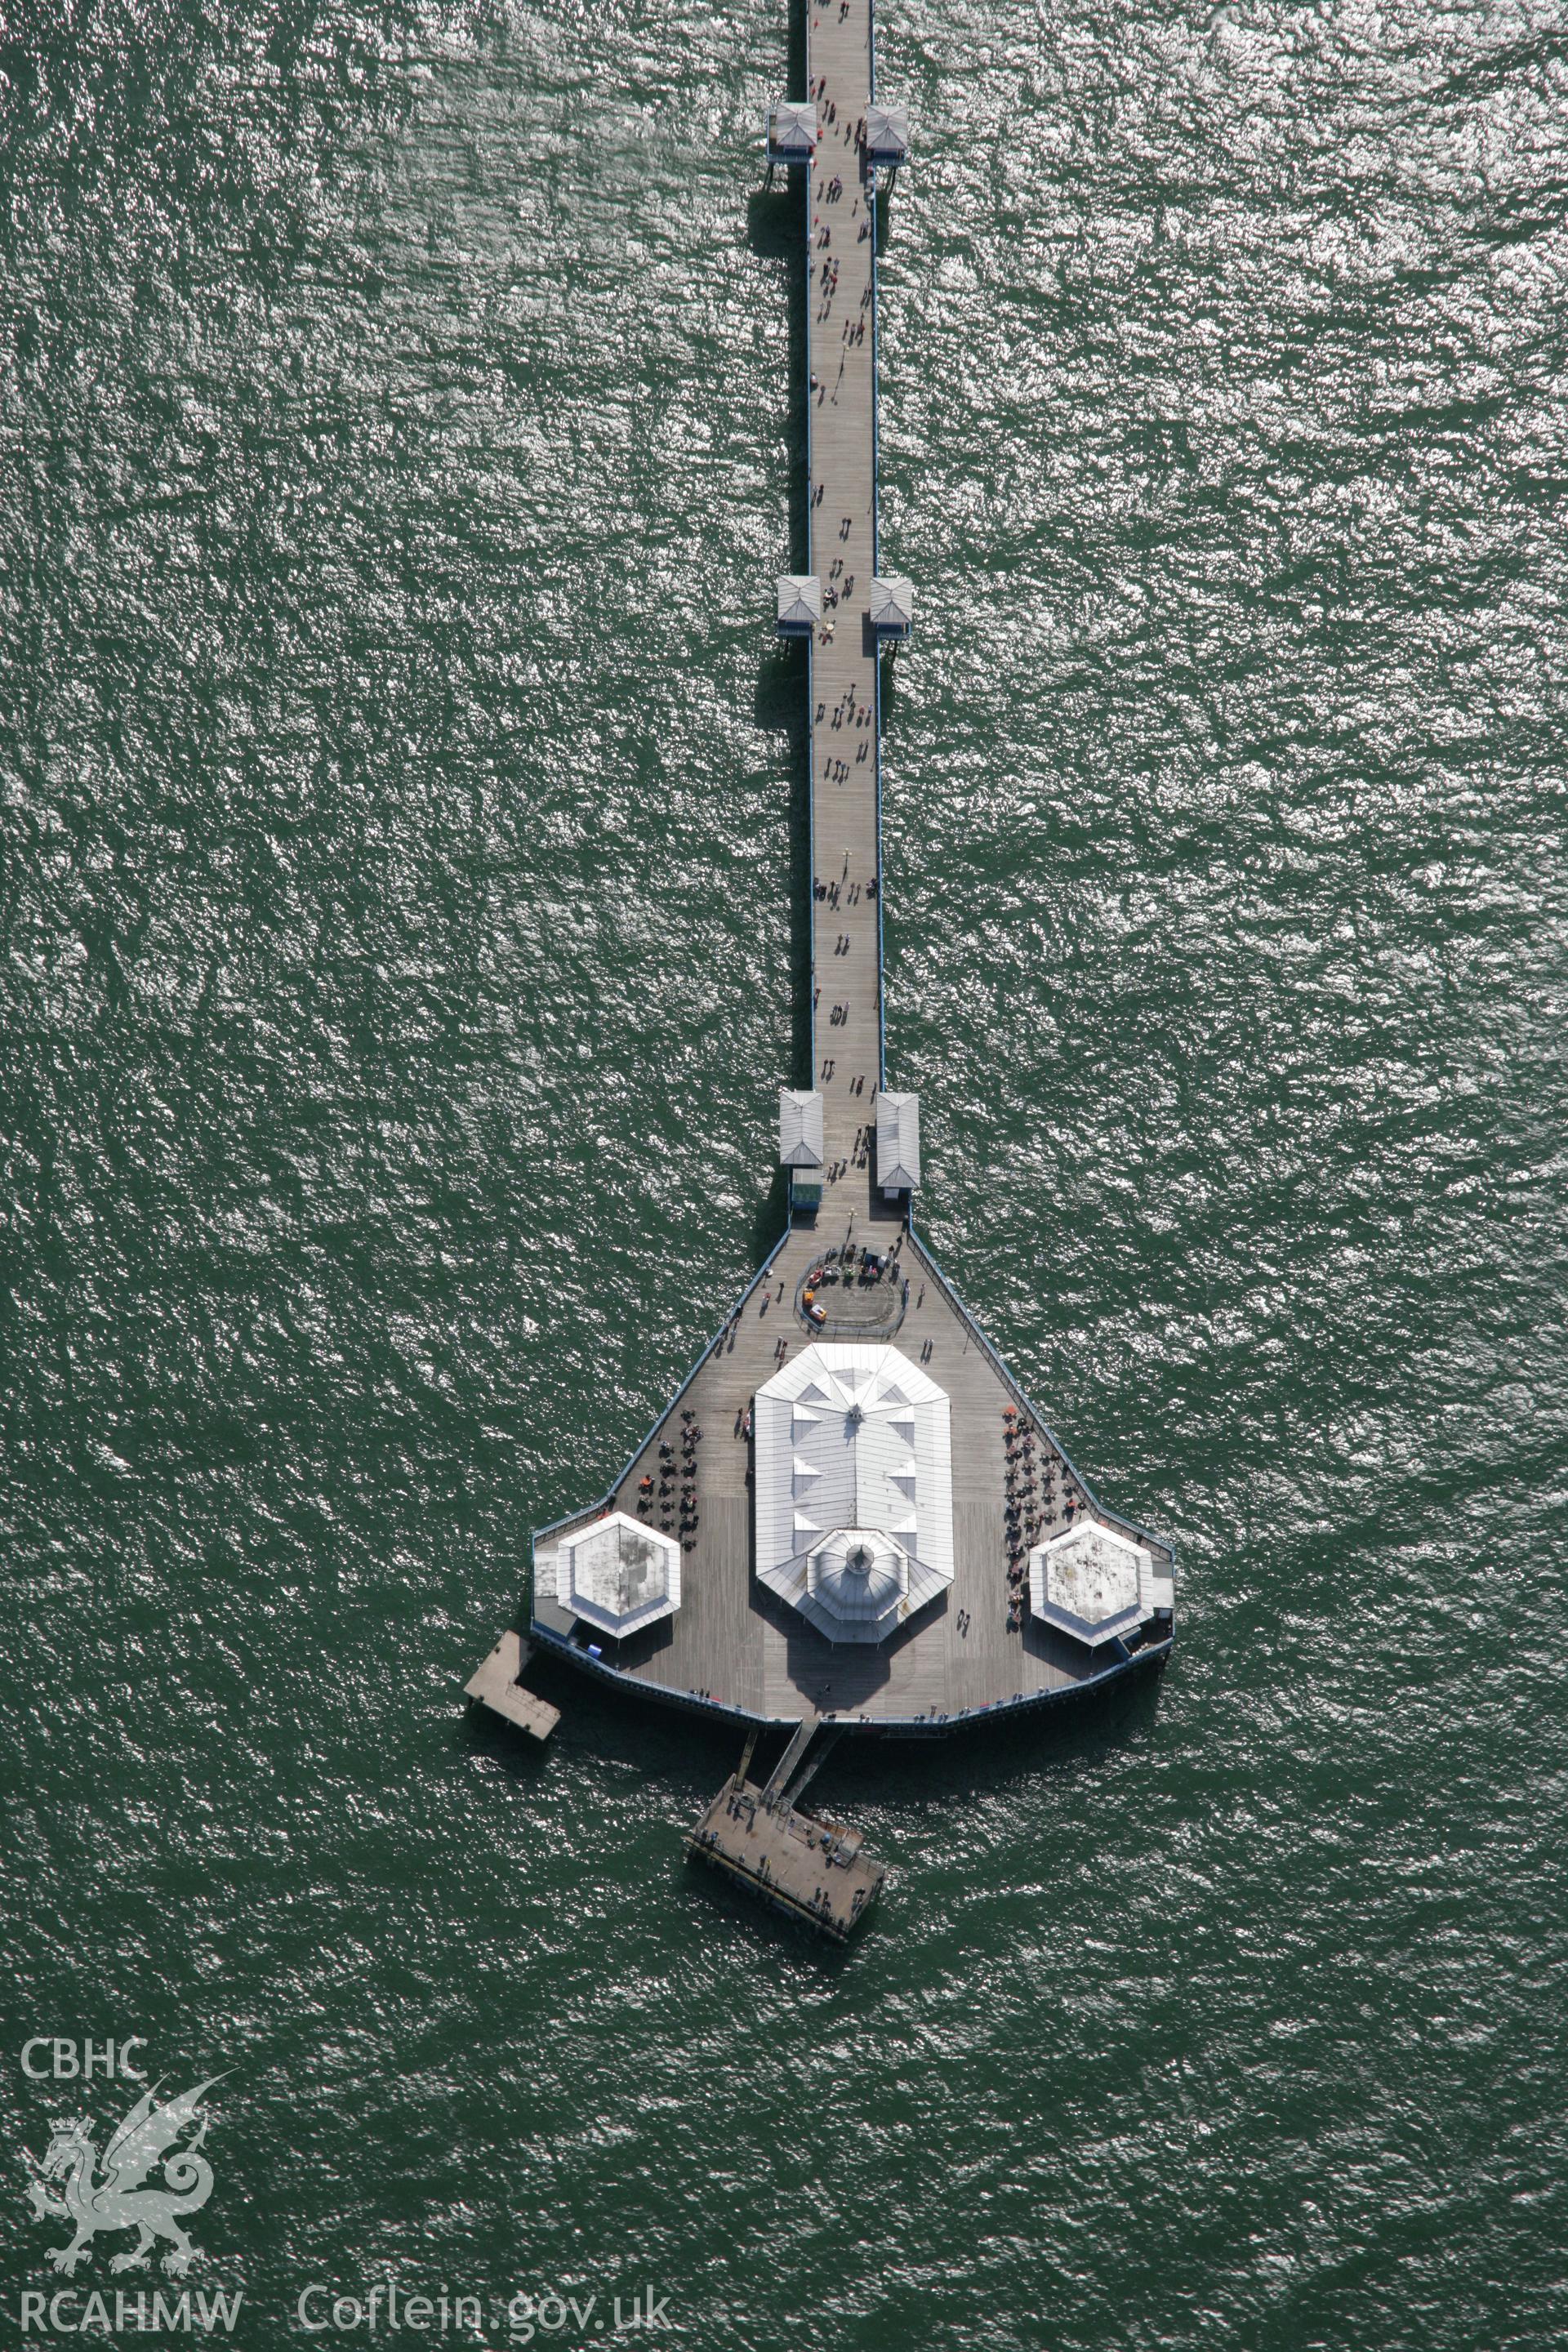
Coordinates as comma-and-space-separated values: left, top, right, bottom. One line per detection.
806, 1526, 911, 1638
753, 1343, 952, 1644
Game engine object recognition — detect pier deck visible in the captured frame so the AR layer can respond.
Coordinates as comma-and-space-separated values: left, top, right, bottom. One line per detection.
531, 1226, 1172, 1729
806, 0, 883, 1178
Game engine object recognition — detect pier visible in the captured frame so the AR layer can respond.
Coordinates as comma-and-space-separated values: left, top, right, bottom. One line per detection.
801, 0, 884, 1182
470, 0, 1175, 1934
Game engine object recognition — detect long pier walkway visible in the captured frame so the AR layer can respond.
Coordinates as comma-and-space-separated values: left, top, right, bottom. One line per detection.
805, 0, 886, 1193
504, 1, 1177, 1747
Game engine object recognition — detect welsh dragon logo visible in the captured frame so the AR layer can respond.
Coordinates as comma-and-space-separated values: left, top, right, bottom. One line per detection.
25, 2078, 220, 2275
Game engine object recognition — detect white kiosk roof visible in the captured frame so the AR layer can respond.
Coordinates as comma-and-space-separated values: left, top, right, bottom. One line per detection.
864, 104, 911, 160
876, 1089, 920, 1192
555, 1512, 682, 1637
768, 100, 819, 157
778, 1089, 825, 1168
1027, 1520, 1173, 1648
777, 575, 822, 633
869, 575, 913, 635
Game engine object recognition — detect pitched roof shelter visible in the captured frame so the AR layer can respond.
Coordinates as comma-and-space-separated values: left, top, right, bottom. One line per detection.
863, 104, 911, 163
768, 100, 819, 159
869, 575, 913, 638
777, 576, 822, 635
875, 1090, 920, 1194
778, 1089, 825, 1168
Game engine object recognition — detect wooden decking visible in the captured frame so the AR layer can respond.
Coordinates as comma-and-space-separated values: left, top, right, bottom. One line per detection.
685, 1772, 884, 1942
807, 0, 882, 1178
465, 1631, 560, 1743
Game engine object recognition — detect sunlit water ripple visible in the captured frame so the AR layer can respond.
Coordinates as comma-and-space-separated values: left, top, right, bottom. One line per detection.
2, 4, 1564, 2347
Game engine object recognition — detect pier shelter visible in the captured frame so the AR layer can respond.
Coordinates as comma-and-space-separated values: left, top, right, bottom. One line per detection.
767, 100, 819, 163
777, 576, 822, 636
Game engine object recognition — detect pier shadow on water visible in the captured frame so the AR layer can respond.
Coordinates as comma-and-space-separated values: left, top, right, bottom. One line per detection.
823, 1656, 1170, 1813
500, 1615, 1167, 1811
744, 179, 808, 571
875, 637, 905, 732
753, 637, 813, 1092
747, 133, 813, 1094
750, 1164, 791, 1262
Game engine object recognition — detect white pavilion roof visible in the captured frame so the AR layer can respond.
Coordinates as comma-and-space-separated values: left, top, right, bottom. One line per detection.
754, 1344, 952, 1642
806, 1528, 909, 1634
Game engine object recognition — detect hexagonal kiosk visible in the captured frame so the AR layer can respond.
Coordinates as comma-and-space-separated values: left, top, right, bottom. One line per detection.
1027, 1519, 1173, 1650
555, 1512, 682, 1640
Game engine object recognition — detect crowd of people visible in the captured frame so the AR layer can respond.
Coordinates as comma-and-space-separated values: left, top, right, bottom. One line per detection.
635, 1407, 704, 1552
1003, 1408, 1076, 1628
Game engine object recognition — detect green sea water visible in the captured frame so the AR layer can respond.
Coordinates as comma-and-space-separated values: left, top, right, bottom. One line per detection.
2, 2, 1566, 2348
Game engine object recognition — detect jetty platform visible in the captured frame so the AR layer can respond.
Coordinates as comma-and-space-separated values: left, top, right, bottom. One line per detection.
685, 1771, 884, 1944
465, 1631, 559, 1744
